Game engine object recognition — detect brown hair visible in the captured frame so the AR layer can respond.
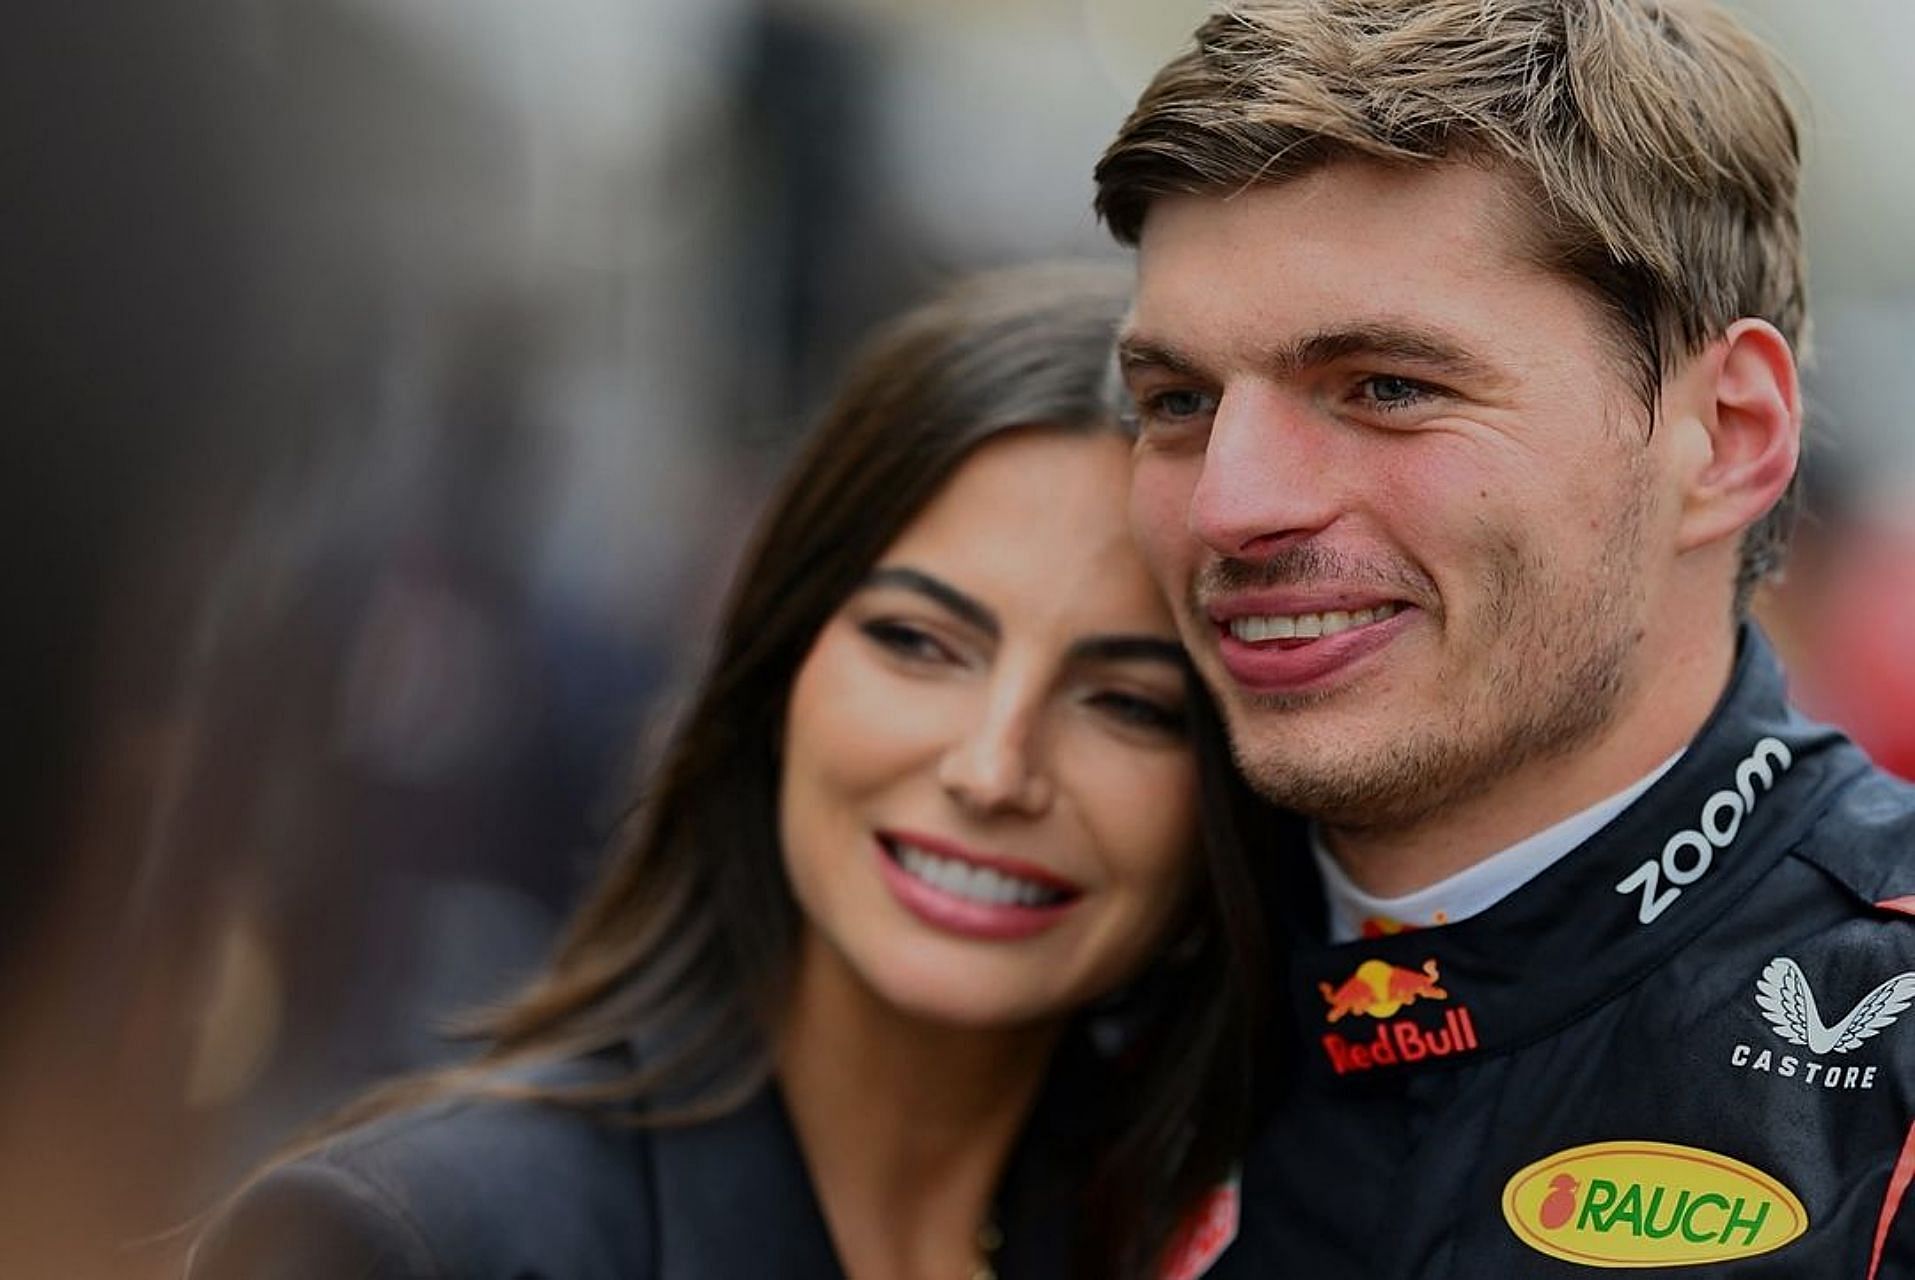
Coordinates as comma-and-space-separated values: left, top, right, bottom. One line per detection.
1094, 0, 1806, 607
252, 263, 1274, 1279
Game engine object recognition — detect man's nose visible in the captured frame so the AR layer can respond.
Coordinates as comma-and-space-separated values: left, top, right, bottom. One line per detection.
936, 693, 1054, 818
1188, 386, 1339, 558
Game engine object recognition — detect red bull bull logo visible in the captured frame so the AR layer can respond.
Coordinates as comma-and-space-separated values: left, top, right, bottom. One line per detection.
1318, 957, 1479, 1075
1358, 914, 1425, 939
1320, 958, 1448, 1021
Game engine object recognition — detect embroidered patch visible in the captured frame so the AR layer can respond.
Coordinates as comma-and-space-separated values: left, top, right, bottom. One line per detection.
1316, 958, 1480, 1075
1319, 958, 1448, 1022
1727, 956, 1915, 1092
1756, 957, 1915, 1055
1502, 1141, 1807, 1267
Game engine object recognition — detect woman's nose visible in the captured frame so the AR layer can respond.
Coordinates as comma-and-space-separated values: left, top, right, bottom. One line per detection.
935, 698, 1054, 817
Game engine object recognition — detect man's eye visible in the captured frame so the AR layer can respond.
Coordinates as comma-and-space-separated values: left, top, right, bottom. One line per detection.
1357, 375, 1430, 409
1139, 388, 1217, 423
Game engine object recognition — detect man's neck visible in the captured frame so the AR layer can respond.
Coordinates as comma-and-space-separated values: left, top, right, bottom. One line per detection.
1324, 631, 1735, 898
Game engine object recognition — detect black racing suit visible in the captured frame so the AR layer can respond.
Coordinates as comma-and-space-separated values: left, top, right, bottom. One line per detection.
1210, 629, 1915, 1278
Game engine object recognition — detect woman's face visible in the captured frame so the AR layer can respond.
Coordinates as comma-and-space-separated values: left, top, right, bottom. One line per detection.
779, 429, 1202, 1029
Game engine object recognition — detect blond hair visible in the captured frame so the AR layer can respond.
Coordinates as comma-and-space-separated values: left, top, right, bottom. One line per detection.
1095, 0, 1805, 604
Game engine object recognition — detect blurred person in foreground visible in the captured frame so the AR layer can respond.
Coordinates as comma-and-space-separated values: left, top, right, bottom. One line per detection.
1097, 0, 1915, 1275
187, 264, 1273, 1280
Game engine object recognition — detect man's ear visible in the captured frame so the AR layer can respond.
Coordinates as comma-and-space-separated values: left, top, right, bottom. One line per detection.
1670, 318, 1801, 555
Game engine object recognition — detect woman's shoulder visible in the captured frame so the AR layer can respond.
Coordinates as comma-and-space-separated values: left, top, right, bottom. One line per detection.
188, 1051, 659, 1280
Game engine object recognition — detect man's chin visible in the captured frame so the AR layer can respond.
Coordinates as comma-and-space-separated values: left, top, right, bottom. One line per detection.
1225, 721, 1479, 833
1231, 733, 1381, 819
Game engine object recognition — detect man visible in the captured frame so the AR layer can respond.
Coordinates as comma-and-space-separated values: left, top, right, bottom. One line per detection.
1096, 1, 1915, 1275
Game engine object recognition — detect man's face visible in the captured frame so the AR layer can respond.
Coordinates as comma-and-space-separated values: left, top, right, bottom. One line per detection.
1123, 160, 1678, 834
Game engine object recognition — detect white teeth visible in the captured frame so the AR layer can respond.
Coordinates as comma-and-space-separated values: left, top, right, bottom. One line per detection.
892, 843, 1066, 909
1228, 601, 1401, 643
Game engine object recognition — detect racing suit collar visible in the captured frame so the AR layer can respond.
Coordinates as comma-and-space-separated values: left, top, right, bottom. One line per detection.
1283, 624, 1856, 1085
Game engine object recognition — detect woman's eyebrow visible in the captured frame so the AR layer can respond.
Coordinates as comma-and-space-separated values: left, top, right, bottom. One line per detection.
861, 567, 1189, 671
860, 566, 998, 637
1070, 635, 1191, 670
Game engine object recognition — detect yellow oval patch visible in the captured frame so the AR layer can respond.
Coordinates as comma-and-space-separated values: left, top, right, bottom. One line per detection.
1501, 1140, 1807, 1268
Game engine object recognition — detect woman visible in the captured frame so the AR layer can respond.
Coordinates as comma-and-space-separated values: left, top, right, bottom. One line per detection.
188, 264, 1276, 1280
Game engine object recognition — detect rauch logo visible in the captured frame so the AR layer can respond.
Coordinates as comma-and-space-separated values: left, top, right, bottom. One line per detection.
1318, 958, 1479, 1075
1502, 1140, 1807, 1268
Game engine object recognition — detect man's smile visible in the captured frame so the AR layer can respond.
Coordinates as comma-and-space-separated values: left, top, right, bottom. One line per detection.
1223, 601, 1404, 644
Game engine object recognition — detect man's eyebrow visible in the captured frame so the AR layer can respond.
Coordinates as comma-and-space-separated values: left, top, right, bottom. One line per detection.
1117, 324, 1502, 385
1116, 335, 1209, 380
1276, 324, 1500, 383
1069, 635, 1192, 671
859, 566, 997, 637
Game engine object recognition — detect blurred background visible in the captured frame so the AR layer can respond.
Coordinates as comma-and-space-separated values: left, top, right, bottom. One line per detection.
4, 1, 1911, 1273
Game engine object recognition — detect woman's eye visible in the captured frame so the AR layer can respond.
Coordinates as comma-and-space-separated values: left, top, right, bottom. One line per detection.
860, 619, 953, 663
1089, 690, 1189, 737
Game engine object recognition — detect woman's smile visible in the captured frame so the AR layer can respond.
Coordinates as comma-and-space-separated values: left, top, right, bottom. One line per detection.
874, 829, 1082, 941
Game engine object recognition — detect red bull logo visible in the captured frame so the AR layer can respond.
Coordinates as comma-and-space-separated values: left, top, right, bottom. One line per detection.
1318, 957, 1479, 1075
1319, 958, 1448, 1021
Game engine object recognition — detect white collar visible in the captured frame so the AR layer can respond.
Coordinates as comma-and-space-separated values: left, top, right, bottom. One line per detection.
1313, 749, 1685, 943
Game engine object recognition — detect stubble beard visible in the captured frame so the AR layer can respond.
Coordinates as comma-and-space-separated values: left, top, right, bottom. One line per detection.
1209, 484, 1651, 838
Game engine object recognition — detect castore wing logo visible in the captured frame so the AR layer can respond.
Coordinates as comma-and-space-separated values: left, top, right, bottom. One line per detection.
1755, 956, 1915, 1055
